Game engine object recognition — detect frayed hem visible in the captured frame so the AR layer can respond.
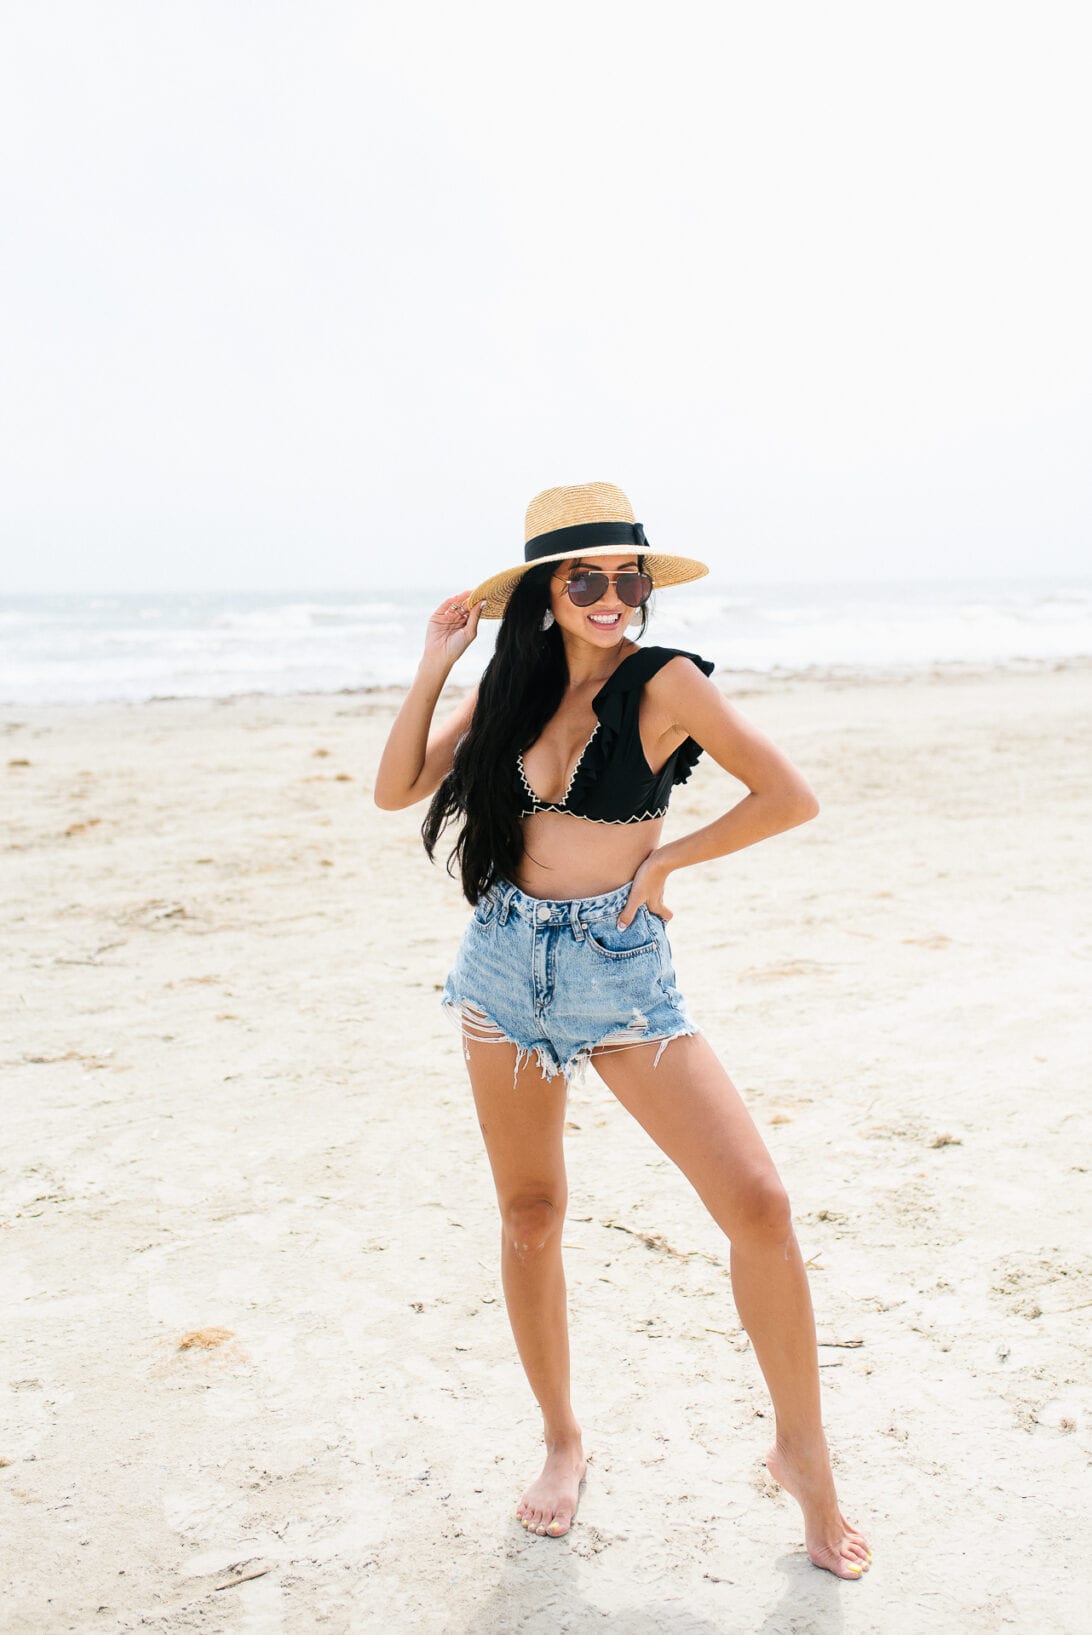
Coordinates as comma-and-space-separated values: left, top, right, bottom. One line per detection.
441, 997, 702, 1091
563, 1015, 703, 1087
441, 997, 564, 1089
512, 1041, 565, 1088
649, 1023, 702, 1069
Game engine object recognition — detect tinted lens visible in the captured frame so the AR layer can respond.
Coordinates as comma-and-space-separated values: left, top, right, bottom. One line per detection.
566, 572, 609, 607
617, 572, 653, 607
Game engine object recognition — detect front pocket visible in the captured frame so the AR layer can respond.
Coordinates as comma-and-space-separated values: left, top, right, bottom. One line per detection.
583, 919, 658, 960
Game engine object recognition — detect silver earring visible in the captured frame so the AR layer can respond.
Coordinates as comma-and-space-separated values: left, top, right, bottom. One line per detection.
540, 608, 555, 631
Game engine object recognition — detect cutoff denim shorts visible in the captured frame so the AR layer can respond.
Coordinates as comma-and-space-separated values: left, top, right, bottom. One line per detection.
441, 878, 700, 1088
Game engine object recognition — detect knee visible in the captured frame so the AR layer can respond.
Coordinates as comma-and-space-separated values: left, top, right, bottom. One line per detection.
501, 1194, 565, 1261
731, 1175, 794, 1246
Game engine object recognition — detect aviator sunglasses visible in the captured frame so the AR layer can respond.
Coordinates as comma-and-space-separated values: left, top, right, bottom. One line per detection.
555, 569, 653, 609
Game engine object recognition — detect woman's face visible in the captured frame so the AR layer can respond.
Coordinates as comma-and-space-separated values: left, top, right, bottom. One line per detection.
548, 556, 643, 648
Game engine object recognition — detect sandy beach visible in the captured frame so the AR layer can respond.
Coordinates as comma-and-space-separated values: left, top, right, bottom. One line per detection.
2, 661, 1090, 1634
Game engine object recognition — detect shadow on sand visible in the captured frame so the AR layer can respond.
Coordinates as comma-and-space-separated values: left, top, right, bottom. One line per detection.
452, 1527, 852, 1635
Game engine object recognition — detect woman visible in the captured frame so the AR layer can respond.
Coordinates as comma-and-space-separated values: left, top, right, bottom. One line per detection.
374, 482, 872, 1579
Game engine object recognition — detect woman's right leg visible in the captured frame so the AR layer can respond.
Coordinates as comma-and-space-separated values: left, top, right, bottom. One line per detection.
464, 1035, 587, 1538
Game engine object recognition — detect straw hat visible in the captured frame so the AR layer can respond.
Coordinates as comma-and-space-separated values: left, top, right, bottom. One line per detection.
464, 481, 709, 618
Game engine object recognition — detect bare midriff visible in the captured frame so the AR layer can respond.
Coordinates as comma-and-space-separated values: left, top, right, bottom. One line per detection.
513, 809, 665, 900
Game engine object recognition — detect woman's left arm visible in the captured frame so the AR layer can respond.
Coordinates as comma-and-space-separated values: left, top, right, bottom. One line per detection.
618, 657, 820, 928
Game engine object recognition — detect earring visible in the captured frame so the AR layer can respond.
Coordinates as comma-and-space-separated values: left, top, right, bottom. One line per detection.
540, 608, 555, 631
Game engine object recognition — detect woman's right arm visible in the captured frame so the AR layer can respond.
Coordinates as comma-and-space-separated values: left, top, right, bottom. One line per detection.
372, 592, 485, 810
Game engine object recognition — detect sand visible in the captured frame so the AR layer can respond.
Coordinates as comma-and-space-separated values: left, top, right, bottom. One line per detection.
2, 662, 1090, 1634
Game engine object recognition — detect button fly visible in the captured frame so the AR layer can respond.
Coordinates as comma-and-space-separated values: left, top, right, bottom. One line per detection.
536, 904, 552, 923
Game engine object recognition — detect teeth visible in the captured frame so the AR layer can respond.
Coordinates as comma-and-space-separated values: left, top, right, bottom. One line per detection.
589, 614, 620, 624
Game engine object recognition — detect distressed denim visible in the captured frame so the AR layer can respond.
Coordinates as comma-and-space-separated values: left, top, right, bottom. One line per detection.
441, 878, 700, 1088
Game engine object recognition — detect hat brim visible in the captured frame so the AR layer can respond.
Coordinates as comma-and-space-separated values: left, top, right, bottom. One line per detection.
464, 547, 710, 620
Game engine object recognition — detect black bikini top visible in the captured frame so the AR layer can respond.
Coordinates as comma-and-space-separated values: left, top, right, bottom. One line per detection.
516, 645, 715, 825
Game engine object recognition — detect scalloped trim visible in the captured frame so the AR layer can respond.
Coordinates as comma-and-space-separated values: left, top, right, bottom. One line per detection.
518, 804, 669, 824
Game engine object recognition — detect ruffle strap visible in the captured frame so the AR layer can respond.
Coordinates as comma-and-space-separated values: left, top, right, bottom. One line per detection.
564, 645, 715, 811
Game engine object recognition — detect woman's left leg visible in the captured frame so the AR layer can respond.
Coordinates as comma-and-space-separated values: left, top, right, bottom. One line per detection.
592, 1031, 872, 1579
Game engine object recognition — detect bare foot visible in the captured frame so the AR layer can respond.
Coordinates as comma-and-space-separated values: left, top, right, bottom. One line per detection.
766, 1439, 872, 1579
515, 1438, 587, 1538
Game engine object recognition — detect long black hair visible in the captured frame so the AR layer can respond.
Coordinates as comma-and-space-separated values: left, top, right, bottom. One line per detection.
422, 558, 650, 903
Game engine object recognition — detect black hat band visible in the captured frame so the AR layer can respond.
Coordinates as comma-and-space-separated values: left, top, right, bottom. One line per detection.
523, 520, 648, 563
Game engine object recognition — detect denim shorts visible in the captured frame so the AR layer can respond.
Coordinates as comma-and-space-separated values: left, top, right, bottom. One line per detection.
441, 878, 700, 1088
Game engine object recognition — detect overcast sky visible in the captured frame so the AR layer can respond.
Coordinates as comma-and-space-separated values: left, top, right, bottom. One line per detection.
1, 1, 1088, 593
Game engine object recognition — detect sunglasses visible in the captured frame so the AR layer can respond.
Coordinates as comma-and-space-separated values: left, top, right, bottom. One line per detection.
556, 569, 653, 609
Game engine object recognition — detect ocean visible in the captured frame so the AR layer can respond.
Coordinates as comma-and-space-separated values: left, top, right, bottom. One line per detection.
2, 579, 1090, 705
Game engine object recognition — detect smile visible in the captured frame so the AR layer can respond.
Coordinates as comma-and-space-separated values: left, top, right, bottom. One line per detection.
588, 612, 622, 626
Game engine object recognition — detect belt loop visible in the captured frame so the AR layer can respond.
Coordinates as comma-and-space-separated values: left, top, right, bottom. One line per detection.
497, 883, 514, 926
568, 900, 584, 941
